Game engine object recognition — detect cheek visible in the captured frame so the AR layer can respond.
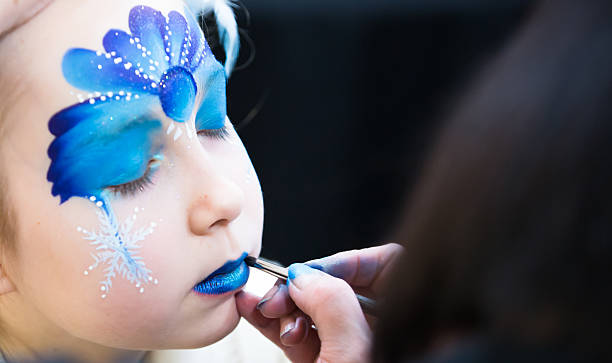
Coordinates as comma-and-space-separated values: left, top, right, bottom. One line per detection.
15, 196, 100, 301
14, 202, 216, 348
11, 199, 170, 345
9, 168, 192, 344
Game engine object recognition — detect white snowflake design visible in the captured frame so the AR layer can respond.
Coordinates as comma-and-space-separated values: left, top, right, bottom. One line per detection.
78, 207, 158, 299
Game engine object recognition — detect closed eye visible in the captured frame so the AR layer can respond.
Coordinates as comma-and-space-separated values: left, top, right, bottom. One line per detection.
107, 157, 162, 197
197, 125, 230, 140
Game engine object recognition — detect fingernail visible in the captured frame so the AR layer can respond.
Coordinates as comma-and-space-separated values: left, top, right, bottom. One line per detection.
256, 284, 279, 310
305, 260, 325, 272
287, 263, 316, 289
280, 321, 295, 339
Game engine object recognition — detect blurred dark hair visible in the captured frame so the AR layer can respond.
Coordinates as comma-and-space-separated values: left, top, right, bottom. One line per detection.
373, 0, 612, 362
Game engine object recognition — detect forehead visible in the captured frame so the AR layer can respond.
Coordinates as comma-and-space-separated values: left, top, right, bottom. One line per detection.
0, 0, 54, 40
0, 0, 190, 136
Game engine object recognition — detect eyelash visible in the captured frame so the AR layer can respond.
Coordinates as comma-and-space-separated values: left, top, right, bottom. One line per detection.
107, 160, 157, 198
197, 125, 230, 140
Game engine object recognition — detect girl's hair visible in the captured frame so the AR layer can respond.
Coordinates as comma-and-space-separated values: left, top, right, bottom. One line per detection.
373, 0, 612, 361
0, 174, 15, 252
0, 69, 16, 253
184, 0, 239, 76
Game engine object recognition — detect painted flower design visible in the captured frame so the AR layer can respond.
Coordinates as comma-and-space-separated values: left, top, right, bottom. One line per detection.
48, 5, 227, 204
62, 5, 226, 123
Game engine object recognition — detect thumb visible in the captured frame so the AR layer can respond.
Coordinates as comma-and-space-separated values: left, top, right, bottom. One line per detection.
287, 263, 371, 363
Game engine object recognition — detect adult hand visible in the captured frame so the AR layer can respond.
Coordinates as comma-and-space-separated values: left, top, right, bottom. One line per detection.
236, 243, 403, 363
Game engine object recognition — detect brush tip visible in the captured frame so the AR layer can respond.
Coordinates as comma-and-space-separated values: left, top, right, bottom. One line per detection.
244, 256, 257, 266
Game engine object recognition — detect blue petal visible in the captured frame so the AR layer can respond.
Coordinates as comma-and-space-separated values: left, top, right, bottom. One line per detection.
48, 94, 154, 137
47, 95, 161, 203
159, 66, 197, 122
165, 11, 190, 67
194, 59, 227, 130
103, 30, 148, 71
128, 5, 168, 76
62, 48, 161, 95
184, 6, 210, 71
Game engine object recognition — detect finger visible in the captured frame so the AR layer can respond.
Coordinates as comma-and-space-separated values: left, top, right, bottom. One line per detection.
235, 291, 283, 346
282, 319, 321, 363
257, 282, 297, 319
236, 291, 322, 363
306, 243, 403, 295
279, 312, 309, 346
287, 263, 371, 363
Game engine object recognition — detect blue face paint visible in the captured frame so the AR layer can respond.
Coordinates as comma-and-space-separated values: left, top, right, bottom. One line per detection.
195, 63, 227, 130
47, 97, 163, 204
47, 5, 229, 298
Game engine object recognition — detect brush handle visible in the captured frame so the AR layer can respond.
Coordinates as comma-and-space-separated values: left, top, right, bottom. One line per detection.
356, 294, 377, 316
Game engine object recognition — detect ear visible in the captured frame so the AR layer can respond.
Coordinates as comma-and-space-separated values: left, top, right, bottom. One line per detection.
0, 263, 16, 295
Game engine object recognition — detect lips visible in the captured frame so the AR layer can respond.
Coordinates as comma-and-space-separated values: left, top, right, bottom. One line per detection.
193, 252, 250, 295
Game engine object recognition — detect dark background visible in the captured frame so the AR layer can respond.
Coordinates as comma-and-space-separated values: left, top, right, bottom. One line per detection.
209, 0, 531, 265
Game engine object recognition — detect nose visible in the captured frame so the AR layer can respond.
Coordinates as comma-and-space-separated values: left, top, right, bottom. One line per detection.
187, 174, 244, 236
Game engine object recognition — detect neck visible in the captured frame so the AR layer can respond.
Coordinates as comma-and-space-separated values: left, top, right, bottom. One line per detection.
0, 337, 147, 363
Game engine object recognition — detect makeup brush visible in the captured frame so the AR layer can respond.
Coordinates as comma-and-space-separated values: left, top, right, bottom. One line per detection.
245, 256, 377, 316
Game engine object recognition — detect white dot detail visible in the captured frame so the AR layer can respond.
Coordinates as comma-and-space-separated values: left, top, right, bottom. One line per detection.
173, 127, 183, 141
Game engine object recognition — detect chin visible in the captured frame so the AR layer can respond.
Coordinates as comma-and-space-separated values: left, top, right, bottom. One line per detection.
174, 294, 242, 349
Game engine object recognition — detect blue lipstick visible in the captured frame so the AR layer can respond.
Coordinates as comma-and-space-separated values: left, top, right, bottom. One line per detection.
193, 252, 250, 295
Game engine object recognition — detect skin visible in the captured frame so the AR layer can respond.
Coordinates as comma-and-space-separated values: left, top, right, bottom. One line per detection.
0, 0, 263, 362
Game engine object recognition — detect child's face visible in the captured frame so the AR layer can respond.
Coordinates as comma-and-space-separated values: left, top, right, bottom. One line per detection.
0, 0, 263, 351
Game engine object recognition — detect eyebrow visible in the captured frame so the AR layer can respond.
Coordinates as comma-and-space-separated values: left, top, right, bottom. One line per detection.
0, 0, 55, 41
